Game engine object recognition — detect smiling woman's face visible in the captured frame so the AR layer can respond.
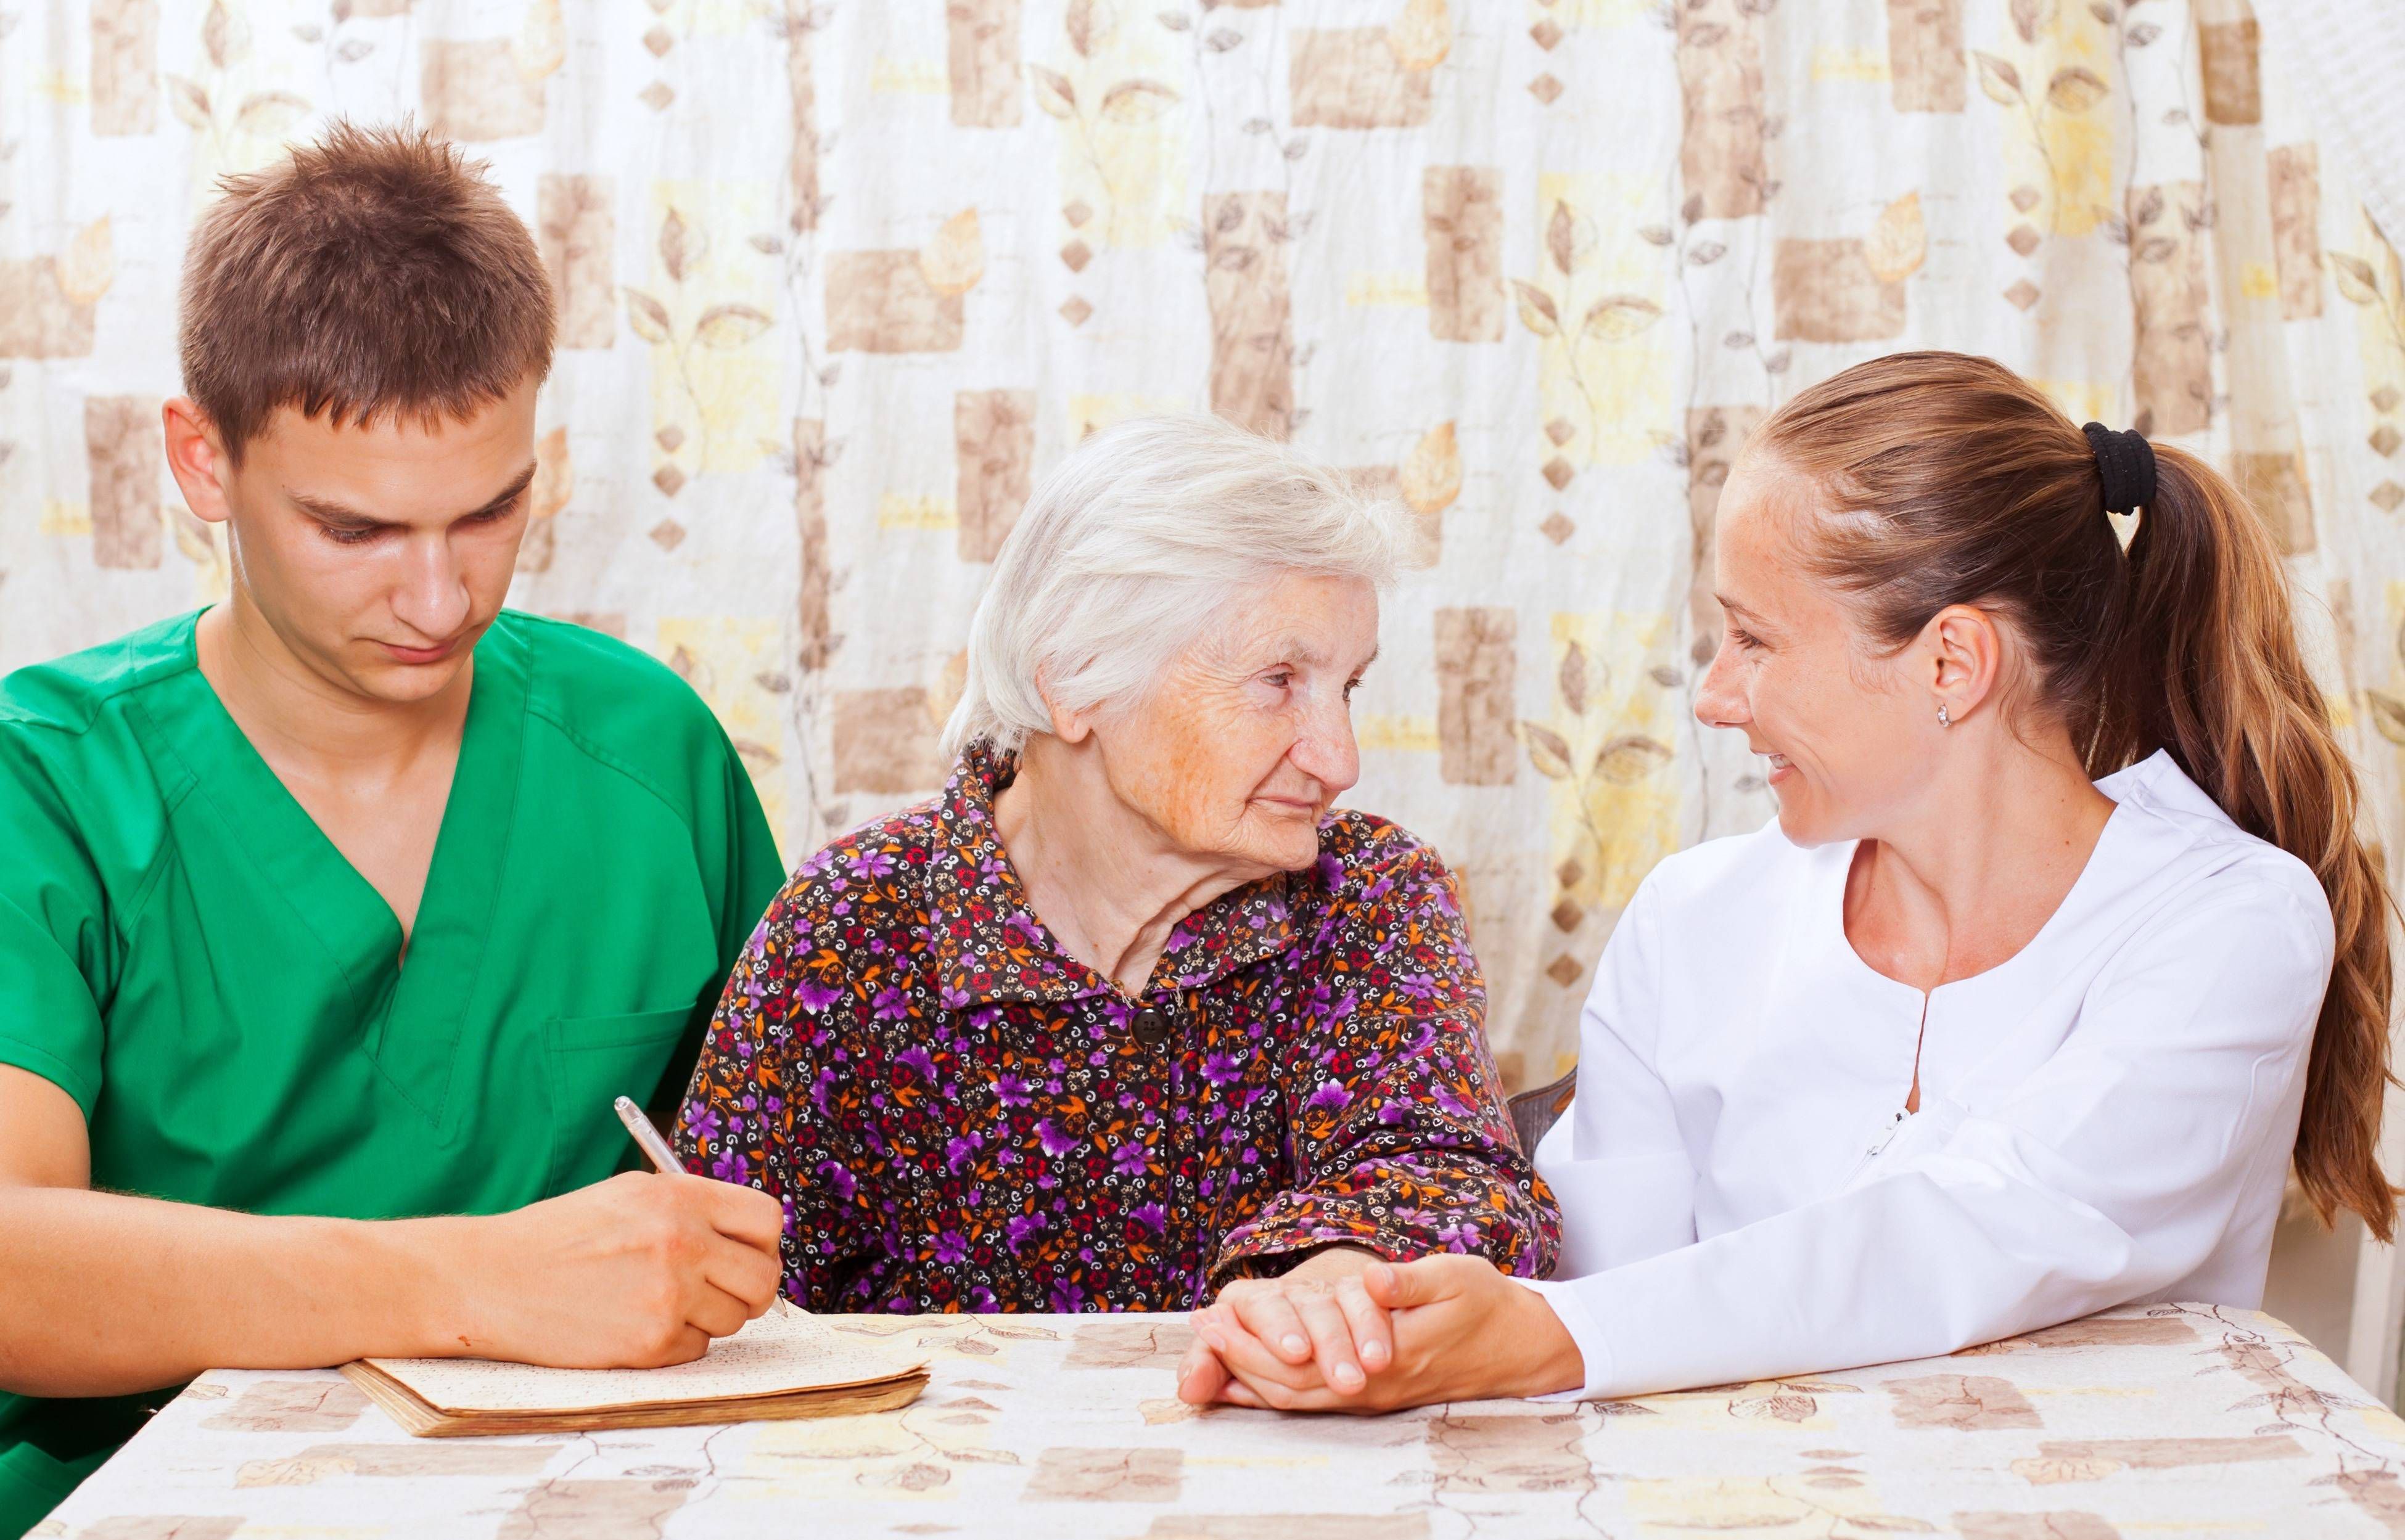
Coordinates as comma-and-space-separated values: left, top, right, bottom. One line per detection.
1087, 571, 1379, 876
1693, 453, 1931, 846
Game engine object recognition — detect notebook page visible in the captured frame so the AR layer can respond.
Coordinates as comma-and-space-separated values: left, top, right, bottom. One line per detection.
361, 1310, 922, 1414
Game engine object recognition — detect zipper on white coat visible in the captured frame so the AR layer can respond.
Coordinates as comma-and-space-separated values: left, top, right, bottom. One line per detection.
1843, 1108, 1911, 1187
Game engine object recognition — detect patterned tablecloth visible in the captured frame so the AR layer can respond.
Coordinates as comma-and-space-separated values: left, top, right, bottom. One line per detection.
36, 1303, 2405, 1539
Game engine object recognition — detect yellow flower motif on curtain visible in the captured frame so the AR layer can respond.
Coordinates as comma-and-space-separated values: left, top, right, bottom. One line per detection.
1521, 613, 1681, 988
2337, 219, 2405, 533
516, 0, 567, 81
1386, 0, 1451, 70
659, 616, 789, 853
1031, 2, 1188, 252
1519, 174, 1673, 475
623, 183, 781, 493
1972, 0, 2113, 241
167, 0, 311, 194
1862, 192, 1926, 285
54, 217, 114, 308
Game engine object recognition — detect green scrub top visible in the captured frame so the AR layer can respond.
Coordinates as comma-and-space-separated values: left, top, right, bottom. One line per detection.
0, 609, 784, 1537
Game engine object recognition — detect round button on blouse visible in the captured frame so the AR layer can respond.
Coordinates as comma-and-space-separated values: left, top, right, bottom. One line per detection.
1132, 1007, 1171, 1047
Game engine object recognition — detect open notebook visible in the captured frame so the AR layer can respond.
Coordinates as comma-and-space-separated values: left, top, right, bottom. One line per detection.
342, 1305, 929, 1436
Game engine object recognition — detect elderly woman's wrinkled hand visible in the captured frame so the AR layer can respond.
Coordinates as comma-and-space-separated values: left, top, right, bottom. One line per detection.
1177, 1255, 1585, 1413
1177, 1247, 1394, 1404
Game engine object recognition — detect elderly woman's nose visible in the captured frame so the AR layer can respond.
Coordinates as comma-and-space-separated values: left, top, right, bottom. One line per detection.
1290, 703, 1362, 793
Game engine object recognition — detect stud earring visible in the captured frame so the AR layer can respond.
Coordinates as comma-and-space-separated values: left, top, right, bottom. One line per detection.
1936, 703, 1952, 728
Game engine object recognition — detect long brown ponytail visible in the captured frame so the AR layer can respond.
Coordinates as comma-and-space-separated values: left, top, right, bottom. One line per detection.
1754, 350, 2398, 1239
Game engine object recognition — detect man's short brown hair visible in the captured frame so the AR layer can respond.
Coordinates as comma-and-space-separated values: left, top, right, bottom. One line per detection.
178, 120, 554, 460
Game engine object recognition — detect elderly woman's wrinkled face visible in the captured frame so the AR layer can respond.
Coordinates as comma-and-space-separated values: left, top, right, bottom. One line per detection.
1098, 571, 1378, 875
1693, 454, 1930, 846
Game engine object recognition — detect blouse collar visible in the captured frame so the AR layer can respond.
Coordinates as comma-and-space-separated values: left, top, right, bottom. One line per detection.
926, 742, 1300, 1009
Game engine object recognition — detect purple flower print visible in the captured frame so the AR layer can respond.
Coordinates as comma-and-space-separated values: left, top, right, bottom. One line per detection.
814, 1160, 857, 1203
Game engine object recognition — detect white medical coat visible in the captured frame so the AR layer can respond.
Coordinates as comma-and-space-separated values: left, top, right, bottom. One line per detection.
1523, 752, 2335, 1399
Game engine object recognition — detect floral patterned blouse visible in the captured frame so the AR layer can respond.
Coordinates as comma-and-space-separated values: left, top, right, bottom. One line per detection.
674, 745, 1558, 1313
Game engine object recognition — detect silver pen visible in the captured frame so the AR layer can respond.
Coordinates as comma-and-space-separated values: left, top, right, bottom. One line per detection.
613, 1094, 683, 1174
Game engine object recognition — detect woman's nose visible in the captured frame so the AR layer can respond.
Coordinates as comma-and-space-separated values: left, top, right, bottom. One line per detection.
1290, 702, 1361, 796
1693, 640, 1749, 730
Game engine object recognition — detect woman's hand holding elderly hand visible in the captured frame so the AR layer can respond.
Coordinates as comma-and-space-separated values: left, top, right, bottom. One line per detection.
1181, 1247, 1394, 1401
1177, 1253, 1585, 1412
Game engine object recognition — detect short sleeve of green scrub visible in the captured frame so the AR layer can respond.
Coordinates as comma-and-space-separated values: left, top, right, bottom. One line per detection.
0, 610, 784, 1539
0, 726, 114, 1116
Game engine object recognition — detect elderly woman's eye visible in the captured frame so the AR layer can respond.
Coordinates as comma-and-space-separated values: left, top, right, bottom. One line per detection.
1263, 671, 1293, 689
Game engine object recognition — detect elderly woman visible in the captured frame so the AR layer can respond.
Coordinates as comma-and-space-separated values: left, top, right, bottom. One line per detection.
675, 414, 1556, 1386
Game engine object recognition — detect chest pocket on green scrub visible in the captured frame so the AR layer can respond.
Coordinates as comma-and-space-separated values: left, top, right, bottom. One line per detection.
543, 1006, 695, 1195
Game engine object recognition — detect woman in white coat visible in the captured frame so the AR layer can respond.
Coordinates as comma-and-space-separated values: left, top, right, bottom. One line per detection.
1176, 350, 2395, 1410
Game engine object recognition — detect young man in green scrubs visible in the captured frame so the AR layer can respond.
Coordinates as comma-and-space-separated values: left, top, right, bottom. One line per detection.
0, 125, 790, 1536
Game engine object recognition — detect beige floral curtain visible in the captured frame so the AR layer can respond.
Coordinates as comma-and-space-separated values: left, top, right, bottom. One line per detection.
6, 0, 2405, 1108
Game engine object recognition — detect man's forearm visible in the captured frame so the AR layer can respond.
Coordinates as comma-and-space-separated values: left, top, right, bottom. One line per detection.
0, 1186, 467, 1398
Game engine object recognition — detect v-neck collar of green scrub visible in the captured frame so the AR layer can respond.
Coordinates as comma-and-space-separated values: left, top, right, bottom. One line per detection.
134, 609, 529, 1127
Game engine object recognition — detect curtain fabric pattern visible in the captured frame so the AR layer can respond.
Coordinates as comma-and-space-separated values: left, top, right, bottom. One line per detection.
4, 0, 2404, 1092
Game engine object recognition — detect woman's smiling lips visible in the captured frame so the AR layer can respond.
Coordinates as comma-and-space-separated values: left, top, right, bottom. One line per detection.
1764, 751, 1794, 784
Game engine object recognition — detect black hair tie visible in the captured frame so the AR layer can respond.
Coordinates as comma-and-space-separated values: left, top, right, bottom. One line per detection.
2082, 421, 2156, 514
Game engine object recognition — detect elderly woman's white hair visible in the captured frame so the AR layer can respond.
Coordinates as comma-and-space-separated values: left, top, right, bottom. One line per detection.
942, 413, 1404, 758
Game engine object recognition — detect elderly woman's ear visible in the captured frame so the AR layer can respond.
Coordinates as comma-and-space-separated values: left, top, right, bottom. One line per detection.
1035, 677, 1093, 745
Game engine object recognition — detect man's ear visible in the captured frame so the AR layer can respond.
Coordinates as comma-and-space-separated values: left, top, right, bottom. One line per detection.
163, 398, 235, 526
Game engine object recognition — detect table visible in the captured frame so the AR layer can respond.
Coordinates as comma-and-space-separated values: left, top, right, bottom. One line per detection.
37, 1303, 2405, 1539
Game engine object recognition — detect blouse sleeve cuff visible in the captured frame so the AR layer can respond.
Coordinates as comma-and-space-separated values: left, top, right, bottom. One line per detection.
1209, 1215, 1401, 1288
1513, 1276, 1613, 1401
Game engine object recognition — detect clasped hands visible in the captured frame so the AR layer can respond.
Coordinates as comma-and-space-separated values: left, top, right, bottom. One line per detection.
1174, 1245, 1584, 1412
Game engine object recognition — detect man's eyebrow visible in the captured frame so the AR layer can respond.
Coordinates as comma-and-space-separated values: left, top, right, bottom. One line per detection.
286, 461, 540, 530
467, 461, 541, 519
286, 489, 390, 529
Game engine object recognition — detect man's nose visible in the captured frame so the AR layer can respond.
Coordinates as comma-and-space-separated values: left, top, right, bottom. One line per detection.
390, 535, 472, 641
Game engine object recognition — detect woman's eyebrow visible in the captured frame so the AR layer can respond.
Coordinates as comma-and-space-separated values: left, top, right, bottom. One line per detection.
1260, 640, 1381, 671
